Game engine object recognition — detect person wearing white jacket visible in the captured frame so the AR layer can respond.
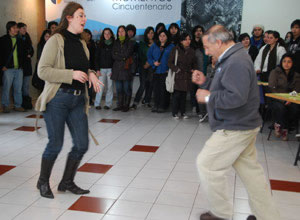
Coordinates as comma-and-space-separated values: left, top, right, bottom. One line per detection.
254, 30, 286, 82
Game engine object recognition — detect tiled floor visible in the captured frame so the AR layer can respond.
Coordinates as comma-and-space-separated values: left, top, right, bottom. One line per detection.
0, 107, 300, 220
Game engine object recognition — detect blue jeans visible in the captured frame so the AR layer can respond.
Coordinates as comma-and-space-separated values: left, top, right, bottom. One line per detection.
94, 68, 114, 107
42, 90, 89, 161
22, 75, 31, 97
115, 80, 132, 96
1, 69, 23, 107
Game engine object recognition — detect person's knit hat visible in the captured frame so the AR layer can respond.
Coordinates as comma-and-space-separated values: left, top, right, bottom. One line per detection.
253, 24, 265, 31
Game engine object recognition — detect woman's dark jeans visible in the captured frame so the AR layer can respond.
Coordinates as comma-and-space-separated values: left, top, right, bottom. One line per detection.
42, 90, 89, 161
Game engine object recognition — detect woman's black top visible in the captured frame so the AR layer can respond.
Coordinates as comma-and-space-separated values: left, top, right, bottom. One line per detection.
60, 30, 89, 90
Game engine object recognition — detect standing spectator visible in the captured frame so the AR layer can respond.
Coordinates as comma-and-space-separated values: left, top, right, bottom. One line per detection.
263, 30, 272, 45
255, 31, 286, 82
154, 23, 166, 41
48, 21, 58, 35
94, 28, 115, 110
250, 24, 265, 50
111, 25, 135, 112
268, 53, 300, 141
288, 19, 300, 73
83, 28, 96, 105
191, 25, 207, 117
284, 31, 293, 44
131, 26, 155, 109
168, 23, 180, 45
238, 33, 259, 62
18, 22, 34, 107
0, 21, 26, 113
32, 29, 51, 92
35, 2, 102, 199
168, 33, 197, 119
147, 30, 174, 113
193, 25, 280, 220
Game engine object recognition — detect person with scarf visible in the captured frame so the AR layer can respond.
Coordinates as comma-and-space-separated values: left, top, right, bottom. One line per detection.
111, 25, 134, 112
255, 31, 286, 82
94, 28, 115, 110
268, 53, 300, 141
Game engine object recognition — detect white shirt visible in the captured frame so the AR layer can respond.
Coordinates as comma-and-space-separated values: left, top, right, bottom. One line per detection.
254, 44, 286, 72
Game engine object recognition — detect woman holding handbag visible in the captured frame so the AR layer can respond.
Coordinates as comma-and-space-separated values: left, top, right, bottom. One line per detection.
147, 30, 174, 113
168, 33, 198, 119
111, 25, 135, 112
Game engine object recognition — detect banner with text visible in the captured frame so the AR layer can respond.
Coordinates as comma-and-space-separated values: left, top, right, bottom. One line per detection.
46, 0, 182, 39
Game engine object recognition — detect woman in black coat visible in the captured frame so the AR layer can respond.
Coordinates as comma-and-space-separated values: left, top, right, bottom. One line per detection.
238, 33, 259, 62
111, 25, 135, 112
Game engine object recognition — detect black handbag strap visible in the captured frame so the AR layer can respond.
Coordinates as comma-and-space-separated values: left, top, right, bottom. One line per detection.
5, 40, 18, 67
154, 48, 166, 72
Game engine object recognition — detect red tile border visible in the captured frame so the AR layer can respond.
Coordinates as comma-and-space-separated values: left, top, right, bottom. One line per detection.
0, 165, 16, 175
69, 196, 115, 214
78, 163, 113, 174
99, 119, 120, 123
130, 145, 159, 153
270, 179, 300, 193
26, 114, 43, 119
14, 126, 41, 132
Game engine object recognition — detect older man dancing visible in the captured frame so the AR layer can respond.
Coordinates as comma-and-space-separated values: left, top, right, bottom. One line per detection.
192, 25, 280, 220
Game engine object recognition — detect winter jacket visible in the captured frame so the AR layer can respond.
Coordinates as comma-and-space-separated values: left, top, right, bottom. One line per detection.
205, 43, 262, 131
111, 39, 134, 81
168, 46, 198, 92
268, 67, 300, 93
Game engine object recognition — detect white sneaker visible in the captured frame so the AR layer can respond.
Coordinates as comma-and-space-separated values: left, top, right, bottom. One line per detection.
199, 113, 208, 122
173, 114, 180, 119
182, 114, 189, 119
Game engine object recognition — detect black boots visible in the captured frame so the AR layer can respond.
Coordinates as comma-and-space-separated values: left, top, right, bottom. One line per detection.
113, 93, 124, 111
122, 95, 131, 112
37, 158, 55, 199
57, 156, 90, 195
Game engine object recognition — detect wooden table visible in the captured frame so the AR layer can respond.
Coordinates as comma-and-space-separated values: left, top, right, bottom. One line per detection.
266, 93, 300, 165
257, 81, 269, 86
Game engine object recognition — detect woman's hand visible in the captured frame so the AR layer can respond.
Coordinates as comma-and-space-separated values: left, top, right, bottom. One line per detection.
73, 70, 88, 83
154, 61, 160, 66
89, 72, 104, 93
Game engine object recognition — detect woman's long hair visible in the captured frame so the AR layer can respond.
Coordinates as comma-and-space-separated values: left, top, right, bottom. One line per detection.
38, 29, 51, 47
116, 25, 128, 41
279, 53, 295, 82
54, 2, 84, 38
143, 26, 154, 45
268, 31, 285, 47
98, 28, 115, 47
155, 29, 171, 48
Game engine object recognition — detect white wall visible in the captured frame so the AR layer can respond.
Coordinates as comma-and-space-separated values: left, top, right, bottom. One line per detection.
241, 0, 299, 37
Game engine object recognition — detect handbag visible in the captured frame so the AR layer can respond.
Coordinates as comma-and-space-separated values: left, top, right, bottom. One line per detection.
165, 49, 178, 93
124, 56, 133, 70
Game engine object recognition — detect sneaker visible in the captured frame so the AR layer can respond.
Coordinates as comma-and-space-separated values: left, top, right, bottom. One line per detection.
274, 123, 281, 138
3, 106, 10, 113
182, 114, 189, 119
104, 106, 110, 110
14, 107, 25, 112
247, 215, 257, 220
173, 114, 180, 119
199, 113, 208, 123
95, 106, 102, 110
281, 129, 288, 141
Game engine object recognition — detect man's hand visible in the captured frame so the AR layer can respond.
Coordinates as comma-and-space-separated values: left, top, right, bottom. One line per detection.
192, 70, 206, 85
196, 89, 211, 103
